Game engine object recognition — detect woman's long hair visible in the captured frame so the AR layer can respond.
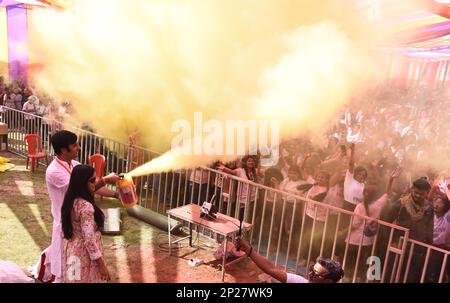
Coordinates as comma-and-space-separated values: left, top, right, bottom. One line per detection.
61, 165, 104, 240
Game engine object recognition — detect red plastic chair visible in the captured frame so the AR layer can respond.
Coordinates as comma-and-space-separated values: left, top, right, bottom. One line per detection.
89, 154, 106, 180
25, 134, 49, 173
89, 154, 106, 200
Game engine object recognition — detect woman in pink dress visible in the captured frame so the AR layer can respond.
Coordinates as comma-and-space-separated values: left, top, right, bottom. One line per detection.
61, 165, 110, 283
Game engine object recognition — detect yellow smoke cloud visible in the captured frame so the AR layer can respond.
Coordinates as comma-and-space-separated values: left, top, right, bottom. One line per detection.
27, 0, 387, 175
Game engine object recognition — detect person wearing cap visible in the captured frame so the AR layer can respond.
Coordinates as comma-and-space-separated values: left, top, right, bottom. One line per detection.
235, 237, 344, 283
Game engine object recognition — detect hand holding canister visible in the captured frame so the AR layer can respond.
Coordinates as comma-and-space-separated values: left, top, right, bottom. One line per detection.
116, 174, 138, 208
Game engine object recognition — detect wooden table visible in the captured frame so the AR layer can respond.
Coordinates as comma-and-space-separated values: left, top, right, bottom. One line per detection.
167, 204, 252, 282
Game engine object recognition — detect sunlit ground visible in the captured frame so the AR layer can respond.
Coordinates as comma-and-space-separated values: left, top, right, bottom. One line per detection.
0, 152, 260, 282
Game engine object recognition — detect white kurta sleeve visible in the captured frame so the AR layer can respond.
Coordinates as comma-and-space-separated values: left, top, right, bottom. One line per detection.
48, 170, 70, 190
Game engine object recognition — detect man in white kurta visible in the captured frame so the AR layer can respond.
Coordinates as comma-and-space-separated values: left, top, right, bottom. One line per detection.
45, 157, 80, 283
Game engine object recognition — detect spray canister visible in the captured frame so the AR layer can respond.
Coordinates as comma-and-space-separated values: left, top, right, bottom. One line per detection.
116, 174, 137, 208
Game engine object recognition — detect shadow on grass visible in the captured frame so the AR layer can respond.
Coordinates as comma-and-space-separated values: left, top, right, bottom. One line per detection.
0, 153, 53, 252
117, 200, 144, 283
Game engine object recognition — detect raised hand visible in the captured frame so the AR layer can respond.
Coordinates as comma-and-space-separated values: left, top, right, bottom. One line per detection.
391, 167, 402, 179
438, 177, 448, 193
433, 175, 445, 189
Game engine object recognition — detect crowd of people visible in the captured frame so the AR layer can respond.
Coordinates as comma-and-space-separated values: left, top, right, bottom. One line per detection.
0, 76, 72, 134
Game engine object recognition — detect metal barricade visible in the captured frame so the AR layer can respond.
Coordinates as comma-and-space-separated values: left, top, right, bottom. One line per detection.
400, 237, 450, 283
131, 160, 413, 283
0, 106, 159, 171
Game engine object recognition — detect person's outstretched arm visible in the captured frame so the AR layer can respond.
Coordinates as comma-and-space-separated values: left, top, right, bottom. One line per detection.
94, 173, 120, 191
218, 164, 238, 176
94, 173, 121, 199
235, 237, 287, 283
348, 143, 356, 174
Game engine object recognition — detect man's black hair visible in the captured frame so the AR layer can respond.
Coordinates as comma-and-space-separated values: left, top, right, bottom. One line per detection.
50, 131, 78, 155
316, 257, 344, 283
412, 178, 431, 192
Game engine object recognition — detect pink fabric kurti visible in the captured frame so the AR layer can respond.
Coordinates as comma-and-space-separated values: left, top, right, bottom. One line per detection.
63, 199, 105, 283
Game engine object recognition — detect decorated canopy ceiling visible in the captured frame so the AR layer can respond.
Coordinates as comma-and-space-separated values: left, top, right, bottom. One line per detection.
0, 0, 448, 85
